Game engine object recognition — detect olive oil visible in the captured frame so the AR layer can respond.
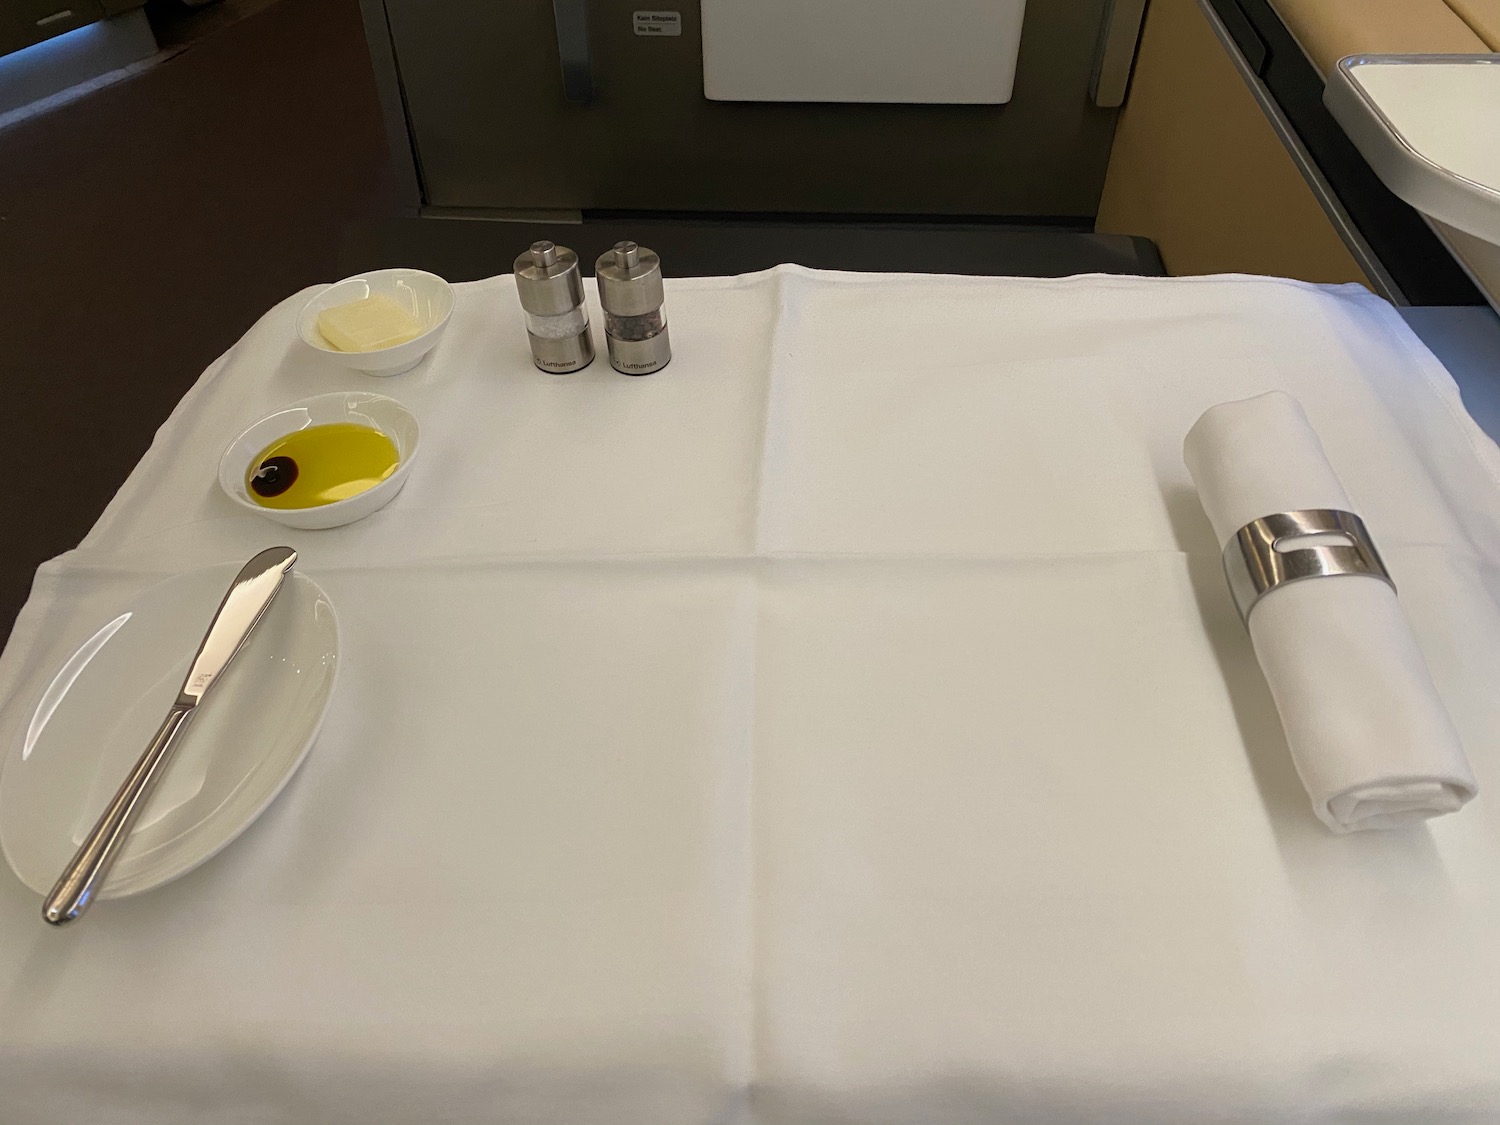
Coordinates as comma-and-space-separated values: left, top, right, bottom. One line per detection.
246, 423, 399, 509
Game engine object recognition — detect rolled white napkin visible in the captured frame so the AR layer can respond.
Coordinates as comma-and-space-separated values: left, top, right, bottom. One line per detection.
1184, 391, 1477, 832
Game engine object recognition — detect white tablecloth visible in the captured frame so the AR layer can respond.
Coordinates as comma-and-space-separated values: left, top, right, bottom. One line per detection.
3, 268, 1500, 1124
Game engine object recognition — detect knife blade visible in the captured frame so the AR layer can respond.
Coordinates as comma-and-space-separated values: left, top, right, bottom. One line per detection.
43, 546, 298, 925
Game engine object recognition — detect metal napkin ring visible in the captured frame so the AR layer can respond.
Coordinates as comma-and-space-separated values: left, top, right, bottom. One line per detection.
1222, 508, 1394, 623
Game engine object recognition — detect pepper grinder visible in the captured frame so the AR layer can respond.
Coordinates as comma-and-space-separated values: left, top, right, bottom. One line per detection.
513, 240, 594, 373
595, 241, 671, 375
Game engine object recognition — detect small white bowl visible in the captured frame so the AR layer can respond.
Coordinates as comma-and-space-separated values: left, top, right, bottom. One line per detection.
219, 392, 420, 530
297, 268, 454, 376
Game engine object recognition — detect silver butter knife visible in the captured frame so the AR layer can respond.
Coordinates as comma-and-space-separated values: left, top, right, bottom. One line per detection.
43, 546, 298, 925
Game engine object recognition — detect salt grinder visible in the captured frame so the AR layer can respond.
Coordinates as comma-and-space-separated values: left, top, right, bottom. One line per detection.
513, 240, 594, 373
595, 241, 671, 375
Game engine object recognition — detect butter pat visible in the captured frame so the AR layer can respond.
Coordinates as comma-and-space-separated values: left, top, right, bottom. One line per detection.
317, 295, 424, 352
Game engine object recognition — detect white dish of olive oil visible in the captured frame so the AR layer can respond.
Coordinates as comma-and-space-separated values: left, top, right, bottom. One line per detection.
218, 393, 420, 529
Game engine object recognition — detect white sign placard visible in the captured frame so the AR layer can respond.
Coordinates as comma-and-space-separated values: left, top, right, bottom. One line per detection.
634, 10, 682, 36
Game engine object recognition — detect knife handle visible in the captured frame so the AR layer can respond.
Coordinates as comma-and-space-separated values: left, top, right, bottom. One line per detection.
43, 703, 195, 925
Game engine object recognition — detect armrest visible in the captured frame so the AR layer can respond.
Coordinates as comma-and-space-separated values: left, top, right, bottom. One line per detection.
1325, 55, 1500, 246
